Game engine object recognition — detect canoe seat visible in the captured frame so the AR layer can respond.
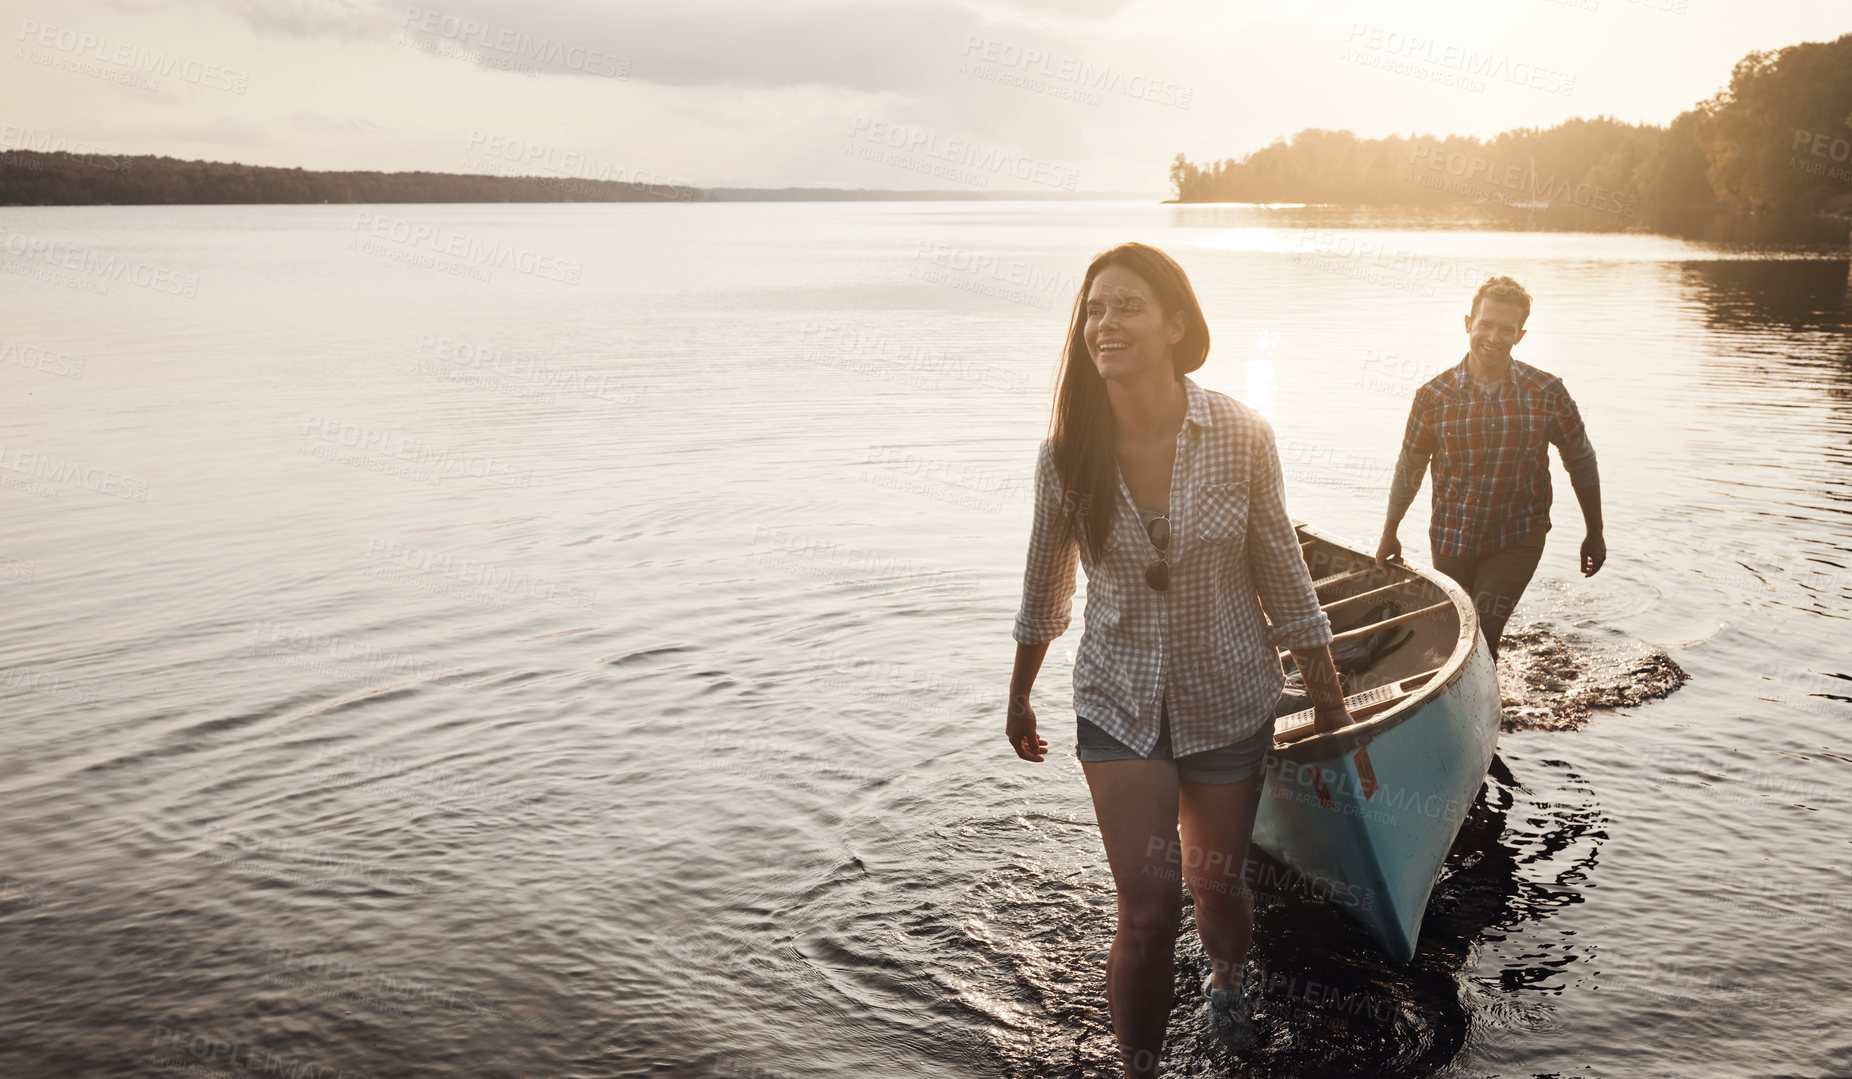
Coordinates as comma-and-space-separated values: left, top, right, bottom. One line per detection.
1272, 666, 1445, 744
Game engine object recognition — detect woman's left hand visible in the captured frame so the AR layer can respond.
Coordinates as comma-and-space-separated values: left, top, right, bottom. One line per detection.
1288, 644, 1353, 734
1312, 704, 1355, 735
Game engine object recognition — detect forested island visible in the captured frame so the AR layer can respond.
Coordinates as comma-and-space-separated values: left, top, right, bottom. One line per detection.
1170, 32, 1852, 221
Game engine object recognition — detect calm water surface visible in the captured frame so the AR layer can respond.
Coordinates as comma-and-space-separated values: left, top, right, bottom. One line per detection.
1, 200, 1849, 1079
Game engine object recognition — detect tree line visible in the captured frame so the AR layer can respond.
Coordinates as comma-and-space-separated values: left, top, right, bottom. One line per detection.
0, 153, 700, 205
1169, 32, 1852, 219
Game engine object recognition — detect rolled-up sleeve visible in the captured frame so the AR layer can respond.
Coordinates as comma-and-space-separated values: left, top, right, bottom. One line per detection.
1244, 418, 1334, 651
1548, 383, 1600, 490
1012, 439, 1079, 646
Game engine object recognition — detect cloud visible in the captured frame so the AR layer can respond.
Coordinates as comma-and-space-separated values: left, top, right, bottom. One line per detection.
205, 0, 1112, 93
963, 0, 1147, 17
209, 0, 384, 41
285, 110, 383, 134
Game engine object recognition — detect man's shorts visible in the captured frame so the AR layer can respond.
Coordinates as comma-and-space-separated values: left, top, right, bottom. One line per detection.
1075, 696, 1275, 784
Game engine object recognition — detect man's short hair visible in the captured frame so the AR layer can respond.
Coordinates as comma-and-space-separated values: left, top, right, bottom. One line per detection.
1470, 276, 1532, 322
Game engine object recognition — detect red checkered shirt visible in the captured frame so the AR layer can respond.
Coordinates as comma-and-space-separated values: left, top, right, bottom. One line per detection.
1387, 355, 1599, 559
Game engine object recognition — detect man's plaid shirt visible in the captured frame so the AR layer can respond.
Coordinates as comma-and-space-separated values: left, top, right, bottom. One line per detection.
1387, 355, 1600, 559
1012, 377, 1333, 758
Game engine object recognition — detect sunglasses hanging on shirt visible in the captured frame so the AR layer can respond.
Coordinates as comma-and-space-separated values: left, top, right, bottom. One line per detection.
1145, 514, 1170, 592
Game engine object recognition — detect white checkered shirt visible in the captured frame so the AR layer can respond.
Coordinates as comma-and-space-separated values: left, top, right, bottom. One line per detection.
1012, 376, 1333, 757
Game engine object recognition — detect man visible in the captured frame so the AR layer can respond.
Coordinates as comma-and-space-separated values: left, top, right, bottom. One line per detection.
1374, 275, 1605, 661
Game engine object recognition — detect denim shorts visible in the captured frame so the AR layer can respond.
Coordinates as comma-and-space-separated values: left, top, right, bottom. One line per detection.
1075, 697, 1275, 784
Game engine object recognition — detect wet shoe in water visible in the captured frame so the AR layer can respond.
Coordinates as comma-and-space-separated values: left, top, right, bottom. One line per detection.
1201, 972, 1257, 1054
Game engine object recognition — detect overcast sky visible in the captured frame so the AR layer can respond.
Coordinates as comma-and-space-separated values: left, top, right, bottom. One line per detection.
2, 0, 1844, 193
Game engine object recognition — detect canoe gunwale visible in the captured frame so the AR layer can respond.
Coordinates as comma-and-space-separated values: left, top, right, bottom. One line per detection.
1270, 521, 1485, 763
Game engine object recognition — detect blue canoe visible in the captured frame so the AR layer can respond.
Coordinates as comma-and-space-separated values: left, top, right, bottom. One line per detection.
1250, 522, 1502, 962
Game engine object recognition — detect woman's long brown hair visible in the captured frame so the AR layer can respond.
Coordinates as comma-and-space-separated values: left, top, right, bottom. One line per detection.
1046, 243, 1210, 562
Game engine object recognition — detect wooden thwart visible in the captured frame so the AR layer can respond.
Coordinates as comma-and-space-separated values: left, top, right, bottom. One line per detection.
1310, 566, 1385, 592
1319, 576, 1425, 616
1329, 600, 1451, 644
1278, 600, 1452, 661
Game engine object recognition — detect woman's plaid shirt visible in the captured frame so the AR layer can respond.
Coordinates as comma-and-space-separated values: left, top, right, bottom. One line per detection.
1387, 356, 1600, 560
1012, 377, 1333, 758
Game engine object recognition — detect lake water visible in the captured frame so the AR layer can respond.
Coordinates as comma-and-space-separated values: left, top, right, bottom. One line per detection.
1, 200, 1848, 1079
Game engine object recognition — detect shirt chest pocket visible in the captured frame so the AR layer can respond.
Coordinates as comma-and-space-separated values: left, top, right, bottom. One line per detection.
1507, 407, 1545, 445
1435, 415, 1476, 455
1194, 480, 1250, 547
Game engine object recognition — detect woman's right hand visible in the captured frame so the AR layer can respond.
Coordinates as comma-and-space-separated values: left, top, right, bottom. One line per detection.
1006, 695, 1047, 762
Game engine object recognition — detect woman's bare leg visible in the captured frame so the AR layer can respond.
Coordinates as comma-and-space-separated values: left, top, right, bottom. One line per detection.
1177, 770, 1267, 991
1082, 758, 1183, 1079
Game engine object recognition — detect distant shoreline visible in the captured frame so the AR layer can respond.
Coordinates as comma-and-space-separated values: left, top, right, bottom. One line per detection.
0, 150, 1157, 205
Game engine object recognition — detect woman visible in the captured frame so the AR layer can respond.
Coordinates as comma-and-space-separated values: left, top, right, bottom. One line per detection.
1005, 242, 1354, 1076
